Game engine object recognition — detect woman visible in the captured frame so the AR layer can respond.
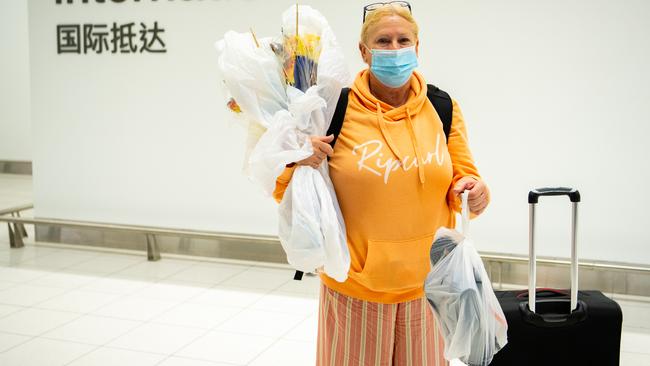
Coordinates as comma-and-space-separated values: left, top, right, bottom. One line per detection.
274, 2, 490, 365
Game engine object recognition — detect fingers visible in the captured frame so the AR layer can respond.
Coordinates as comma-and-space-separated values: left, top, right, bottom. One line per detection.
296, 155, 324, 169
296, 135, 334, 169
452, 182, 466, 195
468, 181, 489, 215
468, 185, 483, 201
467, 196, 486, 214
452, 177, 476, 195
318, 134, 335, 143
311, 135, 334, 156
470, 199, 489, 215
468, 183, 486, 201
451, 177, 489, 215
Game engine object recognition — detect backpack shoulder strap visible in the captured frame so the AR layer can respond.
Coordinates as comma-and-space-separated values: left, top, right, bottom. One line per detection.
328, 86, 452, 144
426, 84, 453, 142
326, 87, 350, 149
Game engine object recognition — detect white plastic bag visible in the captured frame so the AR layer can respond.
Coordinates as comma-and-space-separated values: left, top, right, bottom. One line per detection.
215, 31, 288, 129
251, 5, 351, 282
425, 192, 508, 366
214, 31, 289, 176
278, 162, 348, 281
248, 5, 350, 196
215, 5, 351, 282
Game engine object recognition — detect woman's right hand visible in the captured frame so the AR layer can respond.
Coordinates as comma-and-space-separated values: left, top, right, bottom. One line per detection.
295, 134, 335, 169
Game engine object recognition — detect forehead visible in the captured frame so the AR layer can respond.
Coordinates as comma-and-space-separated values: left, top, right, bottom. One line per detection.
366, 15, 416, 39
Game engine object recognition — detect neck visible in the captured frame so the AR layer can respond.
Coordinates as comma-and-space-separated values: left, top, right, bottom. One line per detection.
368, 72, 411, 108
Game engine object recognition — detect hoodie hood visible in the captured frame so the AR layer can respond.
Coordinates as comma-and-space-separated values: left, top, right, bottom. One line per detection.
350, 69, 429, 184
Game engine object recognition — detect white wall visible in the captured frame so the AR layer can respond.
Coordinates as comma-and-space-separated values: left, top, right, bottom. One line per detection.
417, 0, 650, 266
0, 0, 32, 161
27, 0, 650, 265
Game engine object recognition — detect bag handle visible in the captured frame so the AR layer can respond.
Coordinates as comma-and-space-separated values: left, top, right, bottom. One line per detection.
516, 288, 569, 299
461, 190, 470, 236
528, 187, 580, 313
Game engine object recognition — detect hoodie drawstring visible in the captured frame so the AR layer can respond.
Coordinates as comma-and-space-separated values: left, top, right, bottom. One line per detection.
375, 103, 426, 185
406, 107, 426, 184
376, 102, 405, 164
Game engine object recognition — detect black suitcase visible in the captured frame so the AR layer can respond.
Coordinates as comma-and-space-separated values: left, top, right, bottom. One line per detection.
489, 188, 623, 366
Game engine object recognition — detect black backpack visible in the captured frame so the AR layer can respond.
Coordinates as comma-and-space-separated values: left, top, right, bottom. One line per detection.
292, 84, 453, 281
327, 84, 453, 148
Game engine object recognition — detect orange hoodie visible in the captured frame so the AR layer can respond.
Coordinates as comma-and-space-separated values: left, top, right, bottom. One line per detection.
273, 70, 483, 303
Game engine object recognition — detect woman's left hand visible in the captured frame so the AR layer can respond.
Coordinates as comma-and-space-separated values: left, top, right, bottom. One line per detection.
452, 177, 490, 215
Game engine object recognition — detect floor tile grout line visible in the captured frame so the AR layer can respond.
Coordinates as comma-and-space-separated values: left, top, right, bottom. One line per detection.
165, 274, 296, 365
4, 241, 301, 292
0, 331, 35, 355
75, 261, 271, 365
0, 295, 320, 338
279, 311, 319, 342
0, 279, 313, 318
244, 313, 314, 365
153, 353, 243, 366
0, 309, 88, 356
113, 256, 211, 282
57, 315, 229, 366
56, 289, 230, 365
178, 264, 254, 301
0, 256, 208, 358
11, 260, 162, 315
155, 287, 277, 366
0, 272, 158, 360
59, 340, 188, 366
242, 275, 315, 365
0, 255, 299, 329
0, 246, 154, 300
0, 247, 68, 267
58, 253, 201, 300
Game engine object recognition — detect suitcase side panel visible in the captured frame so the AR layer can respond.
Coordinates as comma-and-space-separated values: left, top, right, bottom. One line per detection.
490, 290, 622, 366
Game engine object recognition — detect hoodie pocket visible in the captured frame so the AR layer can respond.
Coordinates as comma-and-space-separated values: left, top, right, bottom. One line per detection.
352, 232, 433, 293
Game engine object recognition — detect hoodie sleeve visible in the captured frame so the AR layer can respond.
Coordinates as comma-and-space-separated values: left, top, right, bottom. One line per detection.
446, 98, 486, 214
272, 165, 298, 203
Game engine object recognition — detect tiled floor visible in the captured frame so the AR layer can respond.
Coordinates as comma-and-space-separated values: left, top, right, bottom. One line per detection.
1, 173, 649, 365
0, 227, 320, 365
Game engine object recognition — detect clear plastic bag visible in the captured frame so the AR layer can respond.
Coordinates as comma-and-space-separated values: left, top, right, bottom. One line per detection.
425, 192, 508, 366
252, 5, 351, 282
215, 31, 288, 130
278, 162, 349, 281
214, 31, 289, 176
214, 5, 351, 282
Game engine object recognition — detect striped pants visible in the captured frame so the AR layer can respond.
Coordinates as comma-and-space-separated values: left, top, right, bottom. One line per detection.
317, 283, 448, 366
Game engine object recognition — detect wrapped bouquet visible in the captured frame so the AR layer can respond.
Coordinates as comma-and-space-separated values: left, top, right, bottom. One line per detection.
214, 5, 351, 282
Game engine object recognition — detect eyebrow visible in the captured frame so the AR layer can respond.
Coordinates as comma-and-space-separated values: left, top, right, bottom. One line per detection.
374, 33, 413, 39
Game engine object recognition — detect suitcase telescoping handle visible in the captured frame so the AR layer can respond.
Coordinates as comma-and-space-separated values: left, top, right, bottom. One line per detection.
528, 187, 581, 313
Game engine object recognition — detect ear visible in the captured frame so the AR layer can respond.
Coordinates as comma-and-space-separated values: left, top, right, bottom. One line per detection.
415, 39, 419, 57
359, 42, 371, 66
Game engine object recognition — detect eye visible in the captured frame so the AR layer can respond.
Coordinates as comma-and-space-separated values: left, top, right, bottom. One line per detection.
377, 38, 390, 44
399, 38, 412, 45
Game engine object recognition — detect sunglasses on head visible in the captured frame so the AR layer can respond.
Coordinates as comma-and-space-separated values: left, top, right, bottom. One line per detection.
363, 1, 412, 23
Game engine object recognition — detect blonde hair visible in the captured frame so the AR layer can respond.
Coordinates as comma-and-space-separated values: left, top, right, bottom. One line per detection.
360, 4, 419, 44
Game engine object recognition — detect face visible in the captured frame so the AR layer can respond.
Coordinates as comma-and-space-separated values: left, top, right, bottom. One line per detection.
359, 14, 419, 66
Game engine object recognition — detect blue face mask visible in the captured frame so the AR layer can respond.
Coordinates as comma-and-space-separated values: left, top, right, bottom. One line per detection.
368, 45, 418, 88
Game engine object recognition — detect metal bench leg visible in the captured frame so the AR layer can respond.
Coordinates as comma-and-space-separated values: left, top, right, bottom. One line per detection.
13, 212, 28, 238
8, 222, 25, 248
146, 234, 160, 261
